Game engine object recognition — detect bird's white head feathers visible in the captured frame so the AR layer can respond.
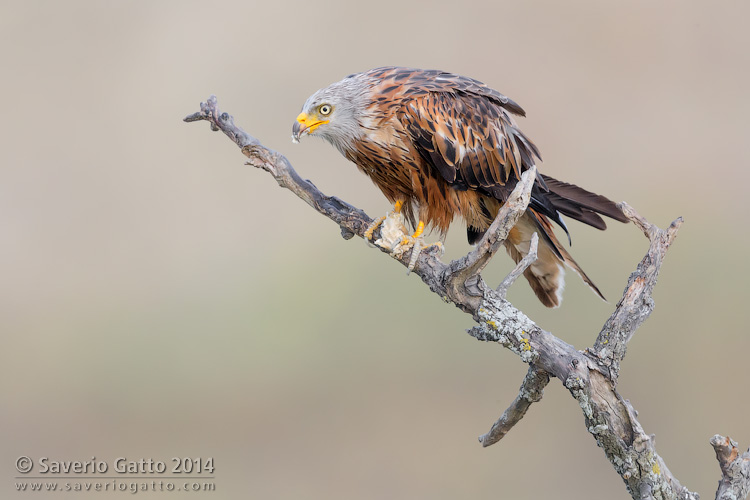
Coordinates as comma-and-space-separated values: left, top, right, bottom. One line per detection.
292, 74, 373, 155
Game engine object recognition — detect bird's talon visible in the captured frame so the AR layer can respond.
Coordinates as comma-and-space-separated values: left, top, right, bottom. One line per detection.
423, 241, 444, 256
364, 215, 386, 243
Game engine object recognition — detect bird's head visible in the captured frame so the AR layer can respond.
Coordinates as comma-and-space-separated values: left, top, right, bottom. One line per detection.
292, 76, 371, 153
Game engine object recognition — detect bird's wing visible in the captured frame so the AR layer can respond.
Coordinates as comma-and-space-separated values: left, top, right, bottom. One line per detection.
369, 66, 626, 237
398, 90, 559, 218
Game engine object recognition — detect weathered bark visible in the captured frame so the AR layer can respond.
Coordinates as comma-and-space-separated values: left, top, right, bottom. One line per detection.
185, 95, 749, 500
711, 435, 750, 500
478, 363, 549, 447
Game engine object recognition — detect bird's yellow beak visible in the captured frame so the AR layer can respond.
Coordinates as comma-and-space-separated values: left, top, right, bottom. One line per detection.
292, 112, 329, 143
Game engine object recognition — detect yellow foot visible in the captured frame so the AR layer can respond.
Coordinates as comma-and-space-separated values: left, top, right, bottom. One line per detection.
423, 241, 445, 256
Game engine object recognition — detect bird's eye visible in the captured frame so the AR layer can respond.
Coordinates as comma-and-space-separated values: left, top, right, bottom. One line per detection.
319, 104, 332, 115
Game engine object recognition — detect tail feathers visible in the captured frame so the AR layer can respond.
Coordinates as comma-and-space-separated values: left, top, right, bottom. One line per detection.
505, 211, 605, 308
504, 238, 564, 308
553, 238, 606, 302
540, 174, 629, 230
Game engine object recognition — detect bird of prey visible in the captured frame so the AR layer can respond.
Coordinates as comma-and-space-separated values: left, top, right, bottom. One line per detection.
292, 66, 627, 307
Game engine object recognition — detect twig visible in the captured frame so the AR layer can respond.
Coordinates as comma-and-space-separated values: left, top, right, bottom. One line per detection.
479, 364, 549, 447
497, 231, 539, 298
184, 95, 259, 149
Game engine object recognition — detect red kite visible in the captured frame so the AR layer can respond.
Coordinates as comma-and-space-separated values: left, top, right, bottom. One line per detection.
293, 67, 627, 307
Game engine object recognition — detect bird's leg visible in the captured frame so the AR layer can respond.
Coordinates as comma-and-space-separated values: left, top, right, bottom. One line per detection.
410, 220, 424, 238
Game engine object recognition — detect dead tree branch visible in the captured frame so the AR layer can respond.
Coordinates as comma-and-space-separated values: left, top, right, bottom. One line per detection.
185, 95, 749, 500
591, 202, 683, 384
478, 364, 549, 447
711, 435, 750, 500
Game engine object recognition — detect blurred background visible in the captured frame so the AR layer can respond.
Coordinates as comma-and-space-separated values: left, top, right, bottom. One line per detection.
1, 1, 748, 498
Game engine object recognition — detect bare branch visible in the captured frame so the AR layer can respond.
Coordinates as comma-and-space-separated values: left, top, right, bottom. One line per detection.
186, 96, 711, 500
496, 231, 539, 298
591, 202, 683, 383
711, 435, 750, 500
479, 364, 549, 447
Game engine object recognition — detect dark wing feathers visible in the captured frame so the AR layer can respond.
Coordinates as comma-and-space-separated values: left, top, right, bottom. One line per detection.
400, 90, 540, 207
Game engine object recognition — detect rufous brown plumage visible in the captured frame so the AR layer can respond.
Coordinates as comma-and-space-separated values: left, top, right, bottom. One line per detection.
293, 66, 628, 307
